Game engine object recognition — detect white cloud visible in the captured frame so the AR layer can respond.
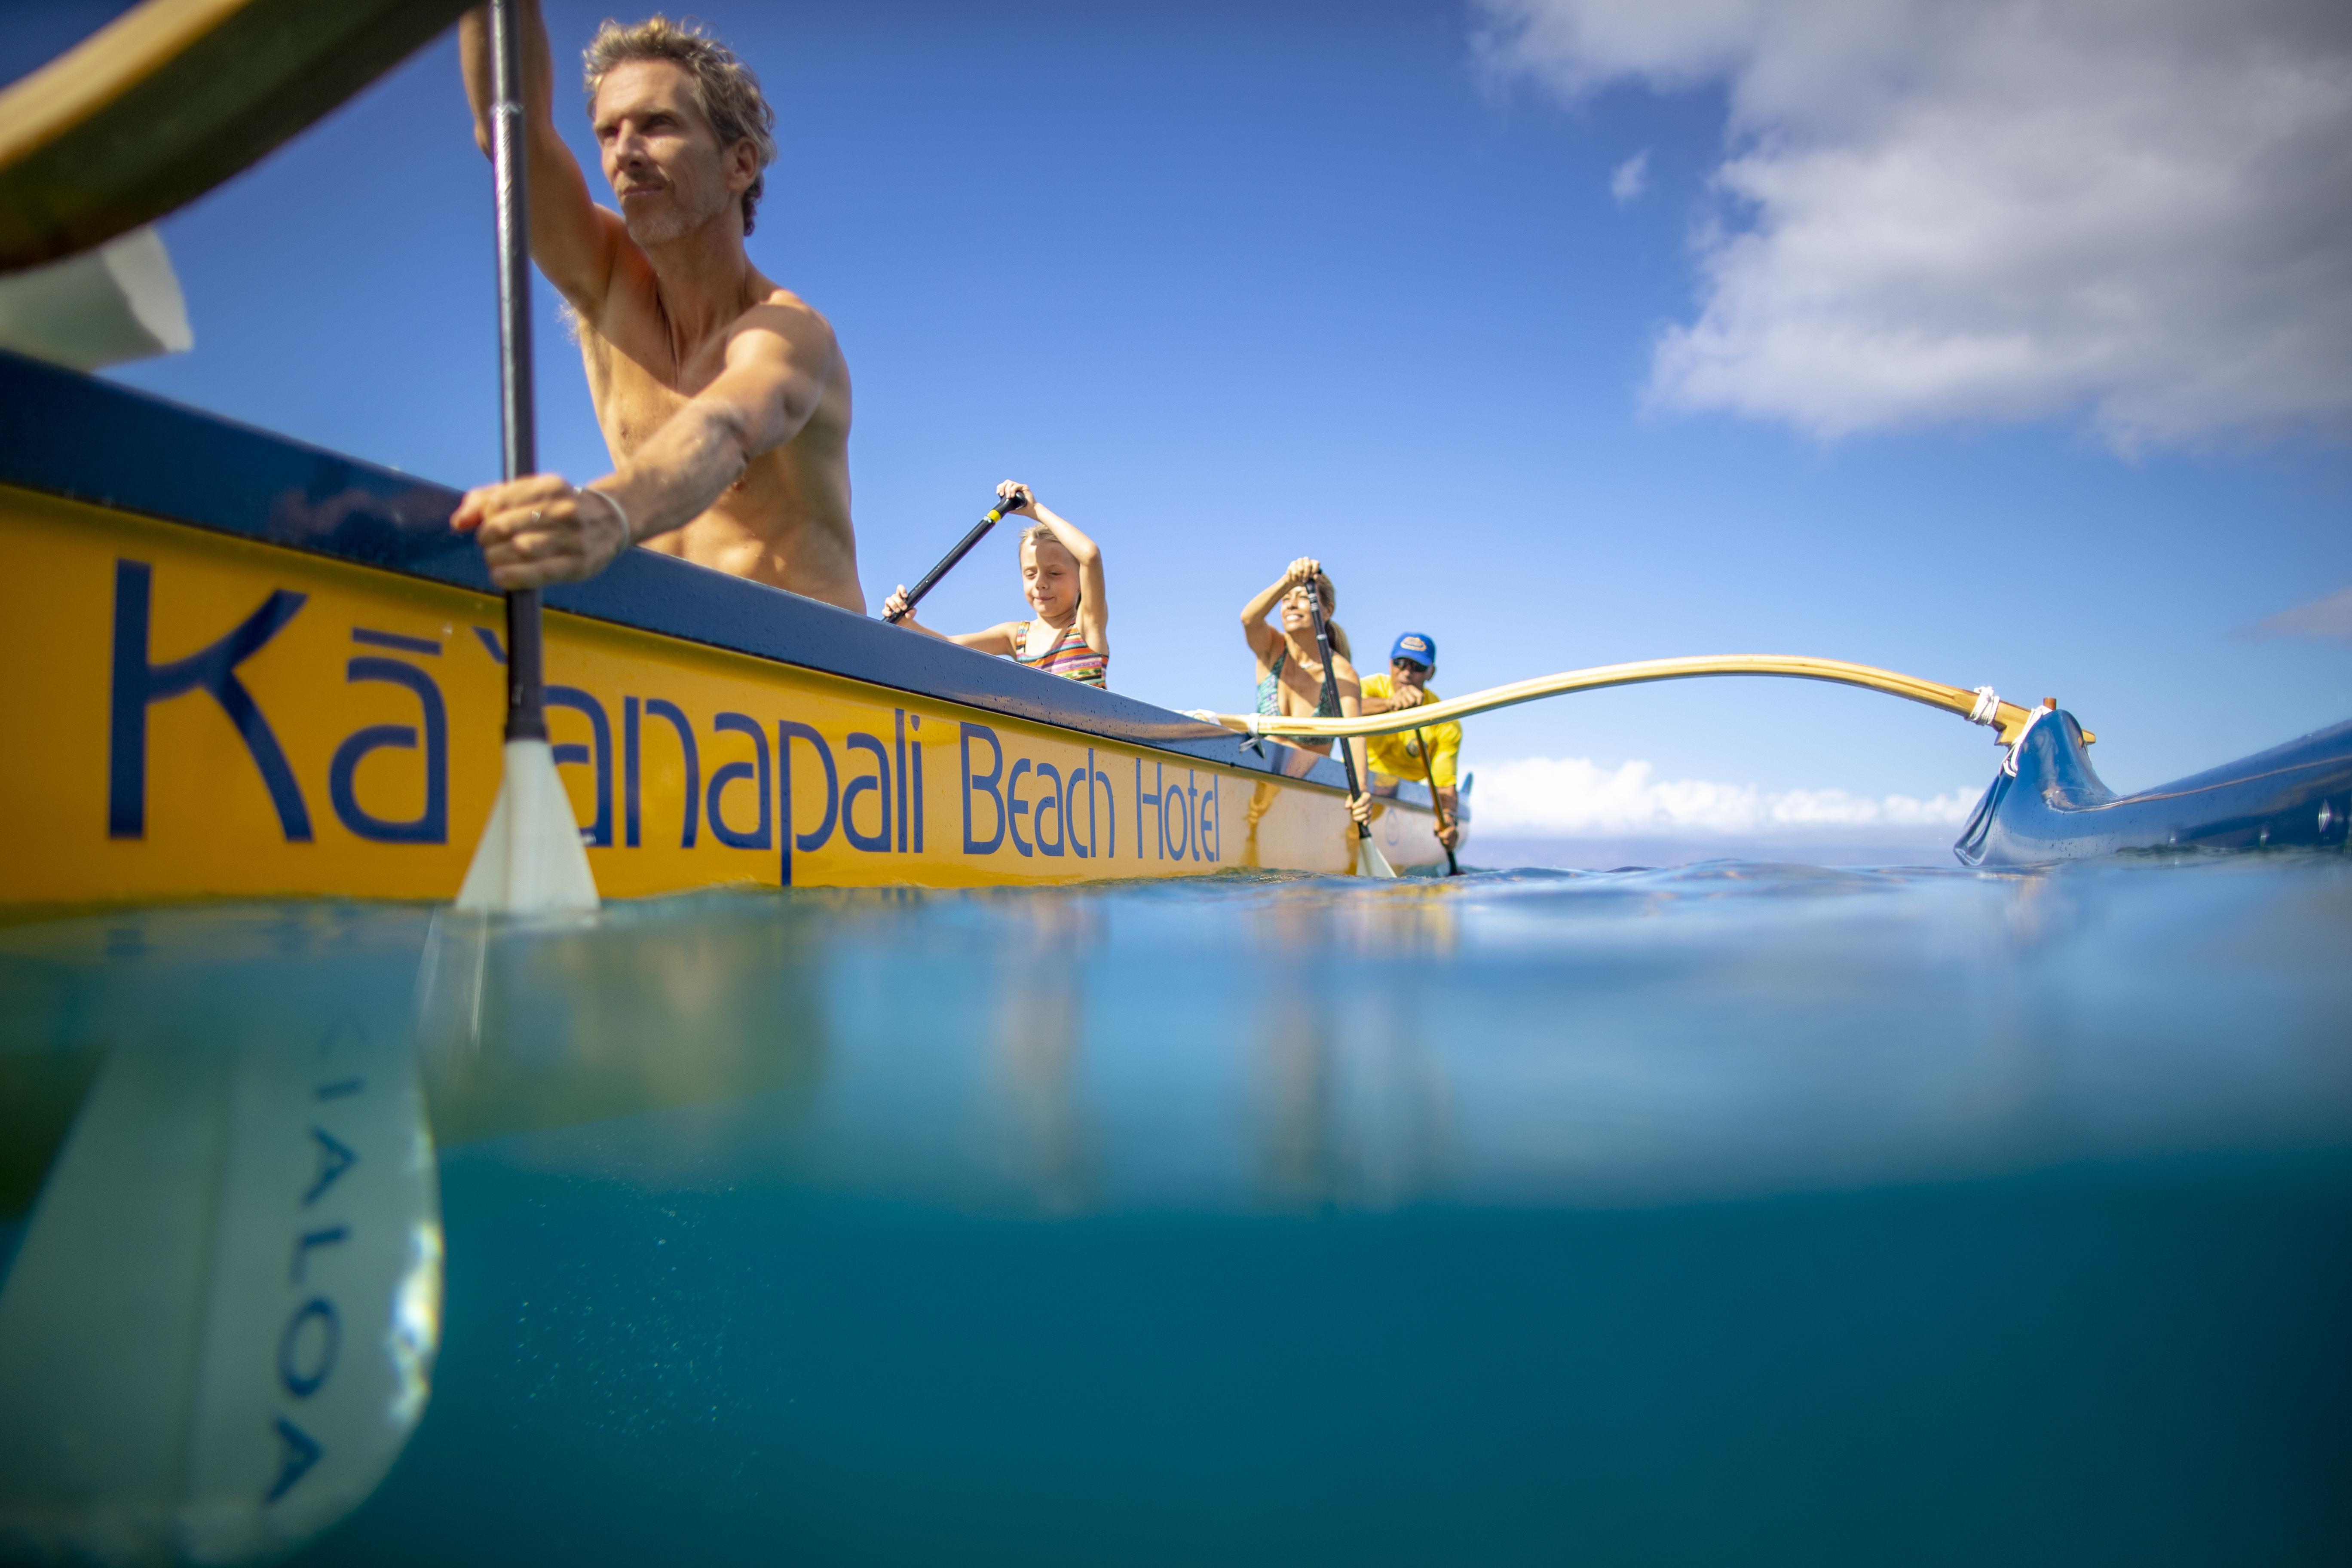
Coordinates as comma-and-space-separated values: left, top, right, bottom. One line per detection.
2247, 585, 2352, 642
1477, 0, 2352, 447
1473, 755, 1975, 839
1609, 149, 1650, 203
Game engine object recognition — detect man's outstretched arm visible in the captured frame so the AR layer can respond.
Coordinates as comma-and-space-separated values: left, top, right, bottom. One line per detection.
457, 0, 624, 312
452, 306, 836, 587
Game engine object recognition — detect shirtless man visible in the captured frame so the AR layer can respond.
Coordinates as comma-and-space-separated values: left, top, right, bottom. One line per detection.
451, 3, 862, 610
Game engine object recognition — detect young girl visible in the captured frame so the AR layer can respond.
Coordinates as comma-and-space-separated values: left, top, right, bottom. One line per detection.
882, 482, 1109, 687
1240, 557, 1374, 822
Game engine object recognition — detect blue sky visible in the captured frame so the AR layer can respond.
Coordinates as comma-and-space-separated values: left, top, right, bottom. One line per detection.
21, 0, 2352, 837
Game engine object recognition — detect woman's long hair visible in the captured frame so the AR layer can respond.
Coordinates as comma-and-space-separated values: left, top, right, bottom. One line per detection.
1306, 570, 1351, 662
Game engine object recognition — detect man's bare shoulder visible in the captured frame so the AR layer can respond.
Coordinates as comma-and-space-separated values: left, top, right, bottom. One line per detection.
727, 285, 837, 358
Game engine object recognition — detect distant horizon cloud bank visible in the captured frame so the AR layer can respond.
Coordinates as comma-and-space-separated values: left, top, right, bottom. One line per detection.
1473, 755, 1975, 840
1476, 0, 2352, 449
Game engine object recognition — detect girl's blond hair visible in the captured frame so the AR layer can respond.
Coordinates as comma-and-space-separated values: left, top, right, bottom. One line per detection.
1021, 526, 1083, 606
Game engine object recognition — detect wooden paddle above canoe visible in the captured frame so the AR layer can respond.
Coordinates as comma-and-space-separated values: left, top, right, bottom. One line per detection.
0, 0, 472, 273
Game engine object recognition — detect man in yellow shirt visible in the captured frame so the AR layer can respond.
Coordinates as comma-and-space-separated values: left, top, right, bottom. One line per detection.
1358, 632, 1461, 851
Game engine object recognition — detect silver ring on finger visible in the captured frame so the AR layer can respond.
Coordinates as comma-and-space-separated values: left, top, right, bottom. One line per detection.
529, 508, 543, 525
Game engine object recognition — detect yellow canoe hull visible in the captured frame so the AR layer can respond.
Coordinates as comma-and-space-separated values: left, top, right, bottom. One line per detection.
0, 483, 1445, 911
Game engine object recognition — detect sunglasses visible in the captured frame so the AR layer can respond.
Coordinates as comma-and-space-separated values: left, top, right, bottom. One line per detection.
1392, 657, 1431, 675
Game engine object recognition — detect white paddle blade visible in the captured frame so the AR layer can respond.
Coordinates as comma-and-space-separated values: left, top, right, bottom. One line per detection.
0, 1025, 441, 1565
455, 738, 599, 914
0, 226, 193, 372
1355, 831, 1399, 880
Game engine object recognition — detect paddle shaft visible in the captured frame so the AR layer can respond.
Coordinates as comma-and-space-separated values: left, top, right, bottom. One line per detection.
884, 493, 1025, 623
1305, 590, 1373, 841
490, 0, 545, 744
1414, 725, 1460, 875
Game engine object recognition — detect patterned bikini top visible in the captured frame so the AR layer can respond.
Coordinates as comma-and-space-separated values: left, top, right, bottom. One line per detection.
1256, 647, 1342, 719
1015, 620, 1107, 688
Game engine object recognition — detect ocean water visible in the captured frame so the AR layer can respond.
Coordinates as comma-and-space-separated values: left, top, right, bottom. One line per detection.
3, 853, 2350, 1565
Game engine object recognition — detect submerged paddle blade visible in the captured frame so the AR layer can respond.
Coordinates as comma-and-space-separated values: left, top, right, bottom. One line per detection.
455, 738, 599, 914
0, 975, 441, 1565
1355, 830, 1399, 880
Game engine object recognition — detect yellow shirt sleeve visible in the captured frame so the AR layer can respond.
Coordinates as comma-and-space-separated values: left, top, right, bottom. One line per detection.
1361, 678, 1459, 789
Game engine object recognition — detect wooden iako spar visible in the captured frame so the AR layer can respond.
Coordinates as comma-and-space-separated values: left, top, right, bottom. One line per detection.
1215, 658, 2352, 868
1209, 654, 2093, 751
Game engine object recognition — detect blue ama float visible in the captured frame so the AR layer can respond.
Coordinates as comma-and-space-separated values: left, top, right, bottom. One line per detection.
1957, 711, 2352, 867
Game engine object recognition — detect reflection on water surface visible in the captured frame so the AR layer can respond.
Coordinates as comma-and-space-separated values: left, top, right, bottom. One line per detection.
3, 854, 2349, 1565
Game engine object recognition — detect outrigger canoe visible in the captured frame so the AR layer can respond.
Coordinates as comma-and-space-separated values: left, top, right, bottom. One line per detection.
9, 335, 2346, 909
5, 0, 2344, 909
0, 349, 1454, 913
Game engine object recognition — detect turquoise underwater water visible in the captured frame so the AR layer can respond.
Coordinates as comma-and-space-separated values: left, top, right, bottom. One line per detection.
3, 853, 2351, 1565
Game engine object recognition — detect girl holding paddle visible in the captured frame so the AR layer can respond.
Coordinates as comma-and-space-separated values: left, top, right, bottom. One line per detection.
1240, 558, 1375, 828
883, 482, 1110, 688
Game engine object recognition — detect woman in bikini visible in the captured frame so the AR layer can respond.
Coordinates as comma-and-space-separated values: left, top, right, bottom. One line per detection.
882, 482, 1108, 687
1240, 556, 1373, 826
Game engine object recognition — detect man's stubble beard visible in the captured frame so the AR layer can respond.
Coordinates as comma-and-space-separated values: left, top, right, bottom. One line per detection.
621, 176, 734, 250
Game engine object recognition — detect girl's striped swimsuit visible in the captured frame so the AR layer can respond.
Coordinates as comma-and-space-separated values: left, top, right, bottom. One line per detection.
1016, 621, 1107, 687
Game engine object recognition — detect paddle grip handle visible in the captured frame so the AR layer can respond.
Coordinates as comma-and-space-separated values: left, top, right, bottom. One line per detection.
885, 492, 1025, 623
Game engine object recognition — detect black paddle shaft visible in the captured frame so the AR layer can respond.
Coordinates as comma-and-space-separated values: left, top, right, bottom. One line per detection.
1305, 587, 1373, 842
489, 0, 545, 744
1415, 725, 1461, 875
885, 490, 1029, 624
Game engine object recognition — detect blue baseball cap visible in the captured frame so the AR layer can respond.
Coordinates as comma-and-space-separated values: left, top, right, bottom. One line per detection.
1390, 632, 1436, 666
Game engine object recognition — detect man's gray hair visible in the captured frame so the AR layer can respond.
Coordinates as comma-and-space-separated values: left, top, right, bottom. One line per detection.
583, 15, 778, 235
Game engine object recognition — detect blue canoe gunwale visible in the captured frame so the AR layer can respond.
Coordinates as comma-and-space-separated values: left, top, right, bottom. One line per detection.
1957, 710, 2352, 867
0, 349, 1429, 810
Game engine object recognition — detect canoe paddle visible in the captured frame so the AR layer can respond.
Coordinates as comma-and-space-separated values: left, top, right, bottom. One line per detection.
1413, 725, 1461, 876
885, 489, 1029, 623
0, 940, 440, 1562
453, 0, 597, 915
1305, 585, 1398, 880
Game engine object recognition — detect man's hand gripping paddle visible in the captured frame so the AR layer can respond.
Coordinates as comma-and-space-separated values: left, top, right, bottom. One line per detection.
453, 0, 597, 916
1305, 584, 1398, 880
884, 488, 1029, 624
